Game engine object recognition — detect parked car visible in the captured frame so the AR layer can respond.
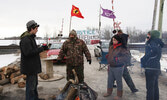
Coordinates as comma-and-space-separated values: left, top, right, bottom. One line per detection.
94, 41, 109, 57
47, 42, 66, 63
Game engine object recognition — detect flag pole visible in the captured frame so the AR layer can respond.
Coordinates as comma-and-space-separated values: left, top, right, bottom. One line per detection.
99, 5, 101, 40
111, 0, 115, 29
69, 16, 72, 32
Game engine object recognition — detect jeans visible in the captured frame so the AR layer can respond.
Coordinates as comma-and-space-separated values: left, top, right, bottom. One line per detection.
108, 66, 124, 90
123, 66, 137, 92
26, 74, 39, 100
145, 69, 160, 100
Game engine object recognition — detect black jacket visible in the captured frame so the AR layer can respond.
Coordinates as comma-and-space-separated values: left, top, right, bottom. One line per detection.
20, 34, 44, 75
141, 38, 164, 70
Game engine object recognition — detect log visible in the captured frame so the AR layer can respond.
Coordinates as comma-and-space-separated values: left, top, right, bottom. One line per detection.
18, 78, 26, 88
10, 71, 21, 79
72, 69, 79, 84
0, 72, 6, 80
0, 66, 7, 72
0, 65, 20, 79
2, 67, 16, 75
64, 87, 77, 100
11, 75, 26, 84
3, 68, 15, 78
0, 85, 3, 94
0, 79, 10, 85
39, 72, 49, 80
12, 65, 20, 72
60, 81, 72, 94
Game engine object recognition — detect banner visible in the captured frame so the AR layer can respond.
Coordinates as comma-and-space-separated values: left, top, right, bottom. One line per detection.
101, 7, 116, 19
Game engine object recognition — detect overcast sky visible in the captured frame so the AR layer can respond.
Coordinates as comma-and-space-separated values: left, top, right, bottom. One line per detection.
0, 0, 166, 38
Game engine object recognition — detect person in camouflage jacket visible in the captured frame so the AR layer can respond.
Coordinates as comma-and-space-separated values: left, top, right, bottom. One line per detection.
57, 29, 91, 83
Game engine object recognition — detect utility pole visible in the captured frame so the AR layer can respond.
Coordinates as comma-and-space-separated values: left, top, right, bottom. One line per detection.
158, 0, 165, 38
152, 0, 158, 30
58, 18, 64, 42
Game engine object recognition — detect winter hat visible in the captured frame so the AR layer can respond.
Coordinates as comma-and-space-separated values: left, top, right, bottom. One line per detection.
26, 20, 39, 28
113, 35, 122, 43
149, 30, 160, 38
69, 29, 77, 37
112, 29, 117, 34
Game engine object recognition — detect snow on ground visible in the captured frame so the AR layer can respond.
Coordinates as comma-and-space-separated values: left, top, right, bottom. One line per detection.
0, 39, 67, 46
0, 54, 20, 68
131, 50, 167, 72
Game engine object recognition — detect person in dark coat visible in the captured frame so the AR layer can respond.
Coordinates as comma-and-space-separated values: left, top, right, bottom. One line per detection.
141, 30, 164, 100
109, 29, 128, 47
20, 20, 48, 100
104, 35, 130, 99
109, 29, 138, 93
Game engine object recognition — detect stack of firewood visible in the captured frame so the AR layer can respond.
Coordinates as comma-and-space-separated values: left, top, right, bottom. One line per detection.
0, 64, 26, 88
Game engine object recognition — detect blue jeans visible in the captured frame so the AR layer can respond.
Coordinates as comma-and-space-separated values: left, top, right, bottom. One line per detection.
145, 69, 160, 100
26, 74, 39, 100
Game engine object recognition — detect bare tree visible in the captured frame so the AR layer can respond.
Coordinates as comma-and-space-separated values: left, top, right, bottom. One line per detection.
126, 27, 147, 43
101, 26, 113, 40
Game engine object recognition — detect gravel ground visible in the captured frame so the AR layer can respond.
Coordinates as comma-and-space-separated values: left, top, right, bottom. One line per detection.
0, 45, 167, 100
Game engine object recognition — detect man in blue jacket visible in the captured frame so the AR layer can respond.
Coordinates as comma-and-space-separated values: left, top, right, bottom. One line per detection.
20, 20, 48, 100
141, 30, 164, 100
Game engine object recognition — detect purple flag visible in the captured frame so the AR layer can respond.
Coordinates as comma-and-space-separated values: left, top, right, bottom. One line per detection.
101, 7, 116, 19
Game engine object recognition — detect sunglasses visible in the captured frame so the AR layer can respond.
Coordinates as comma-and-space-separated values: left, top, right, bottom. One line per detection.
146, 36, 150, 39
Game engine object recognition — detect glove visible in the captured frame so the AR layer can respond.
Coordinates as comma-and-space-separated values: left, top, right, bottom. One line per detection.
42, 44, 49, 50
87, 60, 91, 65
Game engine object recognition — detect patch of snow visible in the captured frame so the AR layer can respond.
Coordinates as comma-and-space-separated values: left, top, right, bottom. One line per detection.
0, 54, 20, 68
131, 50, 167, 72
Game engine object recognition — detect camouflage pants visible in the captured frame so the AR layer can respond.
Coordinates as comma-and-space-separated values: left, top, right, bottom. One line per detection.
66, 65, 84, 83
123, 66, 137, 92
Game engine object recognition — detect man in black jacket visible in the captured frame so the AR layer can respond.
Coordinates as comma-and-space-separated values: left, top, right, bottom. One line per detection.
20, 20, 48, 100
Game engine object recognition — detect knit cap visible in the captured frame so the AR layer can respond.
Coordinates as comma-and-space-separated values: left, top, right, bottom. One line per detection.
149, 30, 160, 38
113, 35, 122, 43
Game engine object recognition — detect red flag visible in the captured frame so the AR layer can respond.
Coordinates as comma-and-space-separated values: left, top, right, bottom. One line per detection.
71, 5, 84, 19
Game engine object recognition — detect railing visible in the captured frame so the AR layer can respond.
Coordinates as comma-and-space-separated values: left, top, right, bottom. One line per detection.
0, 44, 167, 49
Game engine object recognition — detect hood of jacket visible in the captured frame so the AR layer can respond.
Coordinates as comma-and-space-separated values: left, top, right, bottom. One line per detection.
149, 30, 160, 39
20, 31, 31, 38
